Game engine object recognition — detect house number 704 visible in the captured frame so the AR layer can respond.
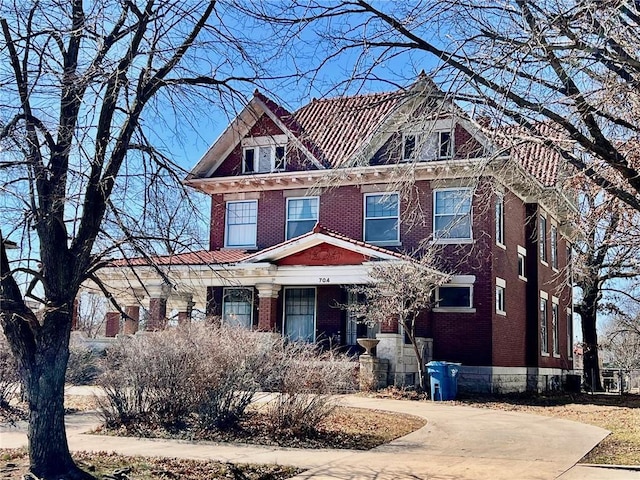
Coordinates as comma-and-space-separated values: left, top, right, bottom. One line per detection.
319, 277, 330, 283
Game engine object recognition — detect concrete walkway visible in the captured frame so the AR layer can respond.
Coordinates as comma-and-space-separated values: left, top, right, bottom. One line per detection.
0, 393, 635, 479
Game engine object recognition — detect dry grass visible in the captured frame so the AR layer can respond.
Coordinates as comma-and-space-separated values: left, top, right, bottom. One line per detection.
0, 449, 301, 479
453, 393, 640, 465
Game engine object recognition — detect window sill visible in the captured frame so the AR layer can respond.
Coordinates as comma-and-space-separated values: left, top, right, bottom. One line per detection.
540, 260, 549, 267
432, 238, 474, 245
552, 267, 559, 273
224, 245, 257, 250
496, 242, 506, 250
541, 352, 550, 357
433, 307, 476, 314
518, 275, 527, 282
553, 354, 561, 358
367, 241, 401, 247
496, 310, 506, 316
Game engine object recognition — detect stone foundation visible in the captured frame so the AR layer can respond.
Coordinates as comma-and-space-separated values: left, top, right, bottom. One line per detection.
375, 334, 433, 387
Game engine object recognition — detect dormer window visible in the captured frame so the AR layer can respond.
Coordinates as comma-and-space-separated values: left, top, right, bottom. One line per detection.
243, 148, 256, 173
402, 129, 454, 161
439, 131, 452, 158
241, 135, 288, 173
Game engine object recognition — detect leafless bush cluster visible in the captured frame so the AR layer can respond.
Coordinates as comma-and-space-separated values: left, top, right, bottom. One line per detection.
0, 333, 19, 407
65, 339, 102, 386
261, 342, 357, 435
97, 325, 357, 434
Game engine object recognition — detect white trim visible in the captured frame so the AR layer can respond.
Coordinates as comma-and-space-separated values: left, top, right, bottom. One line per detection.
435, 284, 474, 310
282, 286, 317, 342
496, 279, 506, 316
241, 135, 288, 147
363, 191, 400, 245
285, 196, 319, 241
496, 277, 506, 288
540, 290, 548, 300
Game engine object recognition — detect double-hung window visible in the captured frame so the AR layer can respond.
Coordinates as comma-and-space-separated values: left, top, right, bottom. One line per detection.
552, 300, 560, 356
364, 193, 399, 244
517, 245, 527, 281
539, 215, 547, 263
550, 224, 558, 269
286, 197, 319, 240
433, 188, 472, 241
540, 294, 549, 355
222, 288, 253, 328
225, 200, 257, 248
495, 193, 505, 246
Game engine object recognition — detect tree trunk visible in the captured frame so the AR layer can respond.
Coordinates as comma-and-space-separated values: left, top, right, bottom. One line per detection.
18, 310, 94, 479
576, 283, 604, 392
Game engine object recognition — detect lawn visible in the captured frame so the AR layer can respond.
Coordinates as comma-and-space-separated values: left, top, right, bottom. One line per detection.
453, 392, 640, 465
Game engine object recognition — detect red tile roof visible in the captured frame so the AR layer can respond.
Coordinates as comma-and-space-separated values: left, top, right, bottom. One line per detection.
292, 91, 403, 168
492, 122, 567, 187
110, 249, 248, 267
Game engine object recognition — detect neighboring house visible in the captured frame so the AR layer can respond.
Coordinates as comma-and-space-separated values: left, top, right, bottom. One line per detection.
97, 75, 576, 393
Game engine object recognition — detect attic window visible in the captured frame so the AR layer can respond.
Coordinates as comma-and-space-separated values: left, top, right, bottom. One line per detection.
241, 135, 288, 173
243, 148, 256, 173
402, 130, 454, 161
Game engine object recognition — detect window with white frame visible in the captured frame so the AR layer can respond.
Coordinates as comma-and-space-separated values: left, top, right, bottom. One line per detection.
539, 214, 547, 263
222, 288, 253, 328
495, 193, 505, 246
241, 136, 287, 173
438, 131, 453, 158
402, 130, 453, 161
540, 294, 549, 354
283, 287, 316, 342
225, 200, 257, 248
517, 245, 527, 280
496, 278, 506, 315
550, 224, 558, 269
403, 133, 418, 160
243, 147, 256, 173
286, 197, 319, 240
433, 188, 472, 240
552, 299, 560, 356
364, 193, 399, 244
436, 285, 473, 309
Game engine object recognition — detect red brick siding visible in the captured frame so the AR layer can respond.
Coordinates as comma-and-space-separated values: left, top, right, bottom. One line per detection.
492, 191, 529, 366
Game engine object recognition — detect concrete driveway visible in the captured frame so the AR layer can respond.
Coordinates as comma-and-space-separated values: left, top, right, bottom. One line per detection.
1, 393, 634, 479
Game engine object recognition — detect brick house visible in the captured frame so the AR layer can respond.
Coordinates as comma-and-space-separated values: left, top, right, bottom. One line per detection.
98, 76, 575, 392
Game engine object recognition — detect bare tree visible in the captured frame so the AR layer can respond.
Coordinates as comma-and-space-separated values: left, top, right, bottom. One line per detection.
261, 0, 640, 211
602, 311, 640, 371
0, 1, 286, 478
573, 182, 640, 390
345, 254, 449, 391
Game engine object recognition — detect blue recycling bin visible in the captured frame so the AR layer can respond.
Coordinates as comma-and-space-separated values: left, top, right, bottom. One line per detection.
426, 361, 461, 401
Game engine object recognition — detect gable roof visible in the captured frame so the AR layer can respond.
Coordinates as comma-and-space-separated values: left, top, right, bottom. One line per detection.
243, 224, 411, 263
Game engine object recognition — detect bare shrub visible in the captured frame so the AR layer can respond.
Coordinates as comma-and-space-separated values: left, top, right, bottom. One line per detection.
262, 341, 357, 436
98, 330, 203, 428
65, 339, 102, 386
98, 325, 357, 435
0, 332, 19, 407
